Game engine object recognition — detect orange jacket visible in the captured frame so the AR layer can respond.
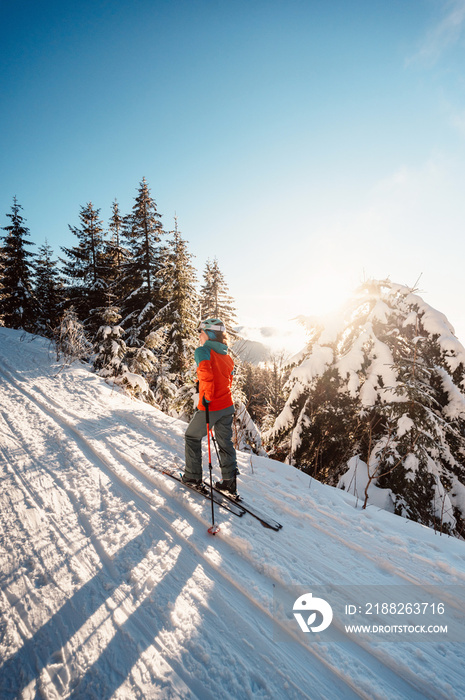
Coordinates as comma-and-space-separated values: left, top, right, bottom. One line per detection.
195, 340, 234, 411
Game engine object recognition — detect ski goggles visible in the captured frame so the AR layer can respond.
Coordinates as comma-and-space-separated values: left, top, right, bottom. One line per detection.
198, 321, 226, 333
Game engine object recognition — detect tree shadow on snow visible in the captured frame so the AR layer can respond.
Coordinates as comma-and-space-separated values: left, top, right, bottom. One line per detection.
0, 519, 211, 699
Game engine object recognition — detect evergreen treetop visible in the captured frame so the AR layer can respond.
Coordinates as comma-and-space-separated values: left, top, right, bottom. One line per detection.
200, 257, 237, 337
0, 197, 36, 331
121, 178, 166, 344
156, 217, 199, 380
34, 240, 64, 335
107, 200, 126, 272
60, 201, 107, 324
61, 202, 105, 286
105, 199, 129, 297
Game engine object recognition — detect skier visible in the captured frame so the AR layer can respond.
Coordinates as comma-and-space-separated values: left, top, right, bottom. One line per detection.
182, 318, 239, 494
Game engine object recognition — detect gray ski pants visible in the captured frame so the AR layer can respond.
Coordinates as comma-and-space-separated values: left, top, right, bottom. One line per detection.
184, 405, 238, 481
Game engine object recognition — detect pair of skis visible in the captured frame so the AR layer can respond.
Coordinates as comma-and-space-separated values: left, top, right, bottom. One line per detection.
141, 456, 282, 532
143, 400, 282, 534
205, 478, 282, 531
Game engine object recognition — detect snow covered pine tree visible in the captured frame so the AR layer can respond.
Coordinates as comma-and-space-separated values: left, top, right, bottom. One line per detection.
0, 197, 37, 331
104, 199, 129, 302
200, 257, 237, 338
60, 202, 108, 330
54, 307, 92, 365
34, 241, 64, 336
93, 305, 128, 379
153, 218, 199, 416
267, 280, 465, 537
120, 178, 165, 347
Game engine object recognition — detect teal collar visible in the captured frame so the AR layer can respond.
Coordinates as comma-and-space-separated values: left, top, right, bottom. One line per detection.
203, 340, 228, 355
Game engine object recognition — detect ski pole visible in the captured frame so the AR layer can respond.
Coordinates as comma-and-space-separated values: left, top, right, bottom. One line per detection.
210, 426, 222, 466
205, 401, 219, 535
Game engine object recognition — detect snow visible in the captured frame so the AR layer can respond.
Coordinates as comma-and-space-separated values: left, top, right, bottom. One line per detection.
1, 327, 465, 699
399, 286, 465, 375
404, 453, 420, 481
337, 456, 394, 512
121, 370, 150, 393
101, 325, 112, 338
292, 344, 334, 384
397, 414, 414, 437
272, 344, 333, 434
437, 366, 465, 420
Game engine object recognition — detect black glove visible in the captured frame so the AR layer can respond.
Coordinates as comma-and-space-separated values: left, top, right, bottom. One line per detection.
202, 395, 210, 408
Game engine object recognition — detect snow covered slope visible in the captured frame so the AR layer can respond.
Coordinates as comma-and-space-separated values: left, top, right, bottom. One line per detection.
1, 327, 465, 699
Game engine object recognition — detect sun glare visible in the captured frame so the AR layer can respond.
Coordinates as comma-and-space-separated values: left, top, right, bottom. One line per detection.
295, 274, 354, 318
237, 273, 357, 356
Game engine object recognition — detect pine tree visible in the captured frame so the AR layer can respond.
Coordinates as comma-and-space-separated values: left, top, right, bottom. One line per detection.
60, 202, 107, 326
267, 280, 465, 537
240, 353, 288, 429
263, 352, 289, 427
107, 200, 125, 272
0, 197, 36, 331
145, 218, 200, 417
34, 241, 64, 336
0, 246, 3, 322
157, 217, 199, 380
105, 200, 129, 299
122, 340, 157, 404
93, 305, 128, 378
200, 258, 237, 336
54, 307, 92, 365
121, 178, 165, 345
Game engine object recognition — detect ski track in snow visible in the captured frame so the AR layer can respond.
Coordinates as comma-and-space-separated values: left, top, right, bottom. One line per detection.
1, 329, 465, 699
0, 354, 355, 699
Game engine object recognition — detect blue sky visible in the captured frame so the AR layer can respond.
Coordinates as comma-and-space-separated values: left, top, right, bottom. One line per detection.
2, 0, 465, 351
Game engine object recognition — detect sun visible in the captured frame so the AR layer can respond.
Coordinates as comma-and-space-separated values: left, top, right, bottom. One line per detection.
235, 272, 357, 356
295, 273, 355, 319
